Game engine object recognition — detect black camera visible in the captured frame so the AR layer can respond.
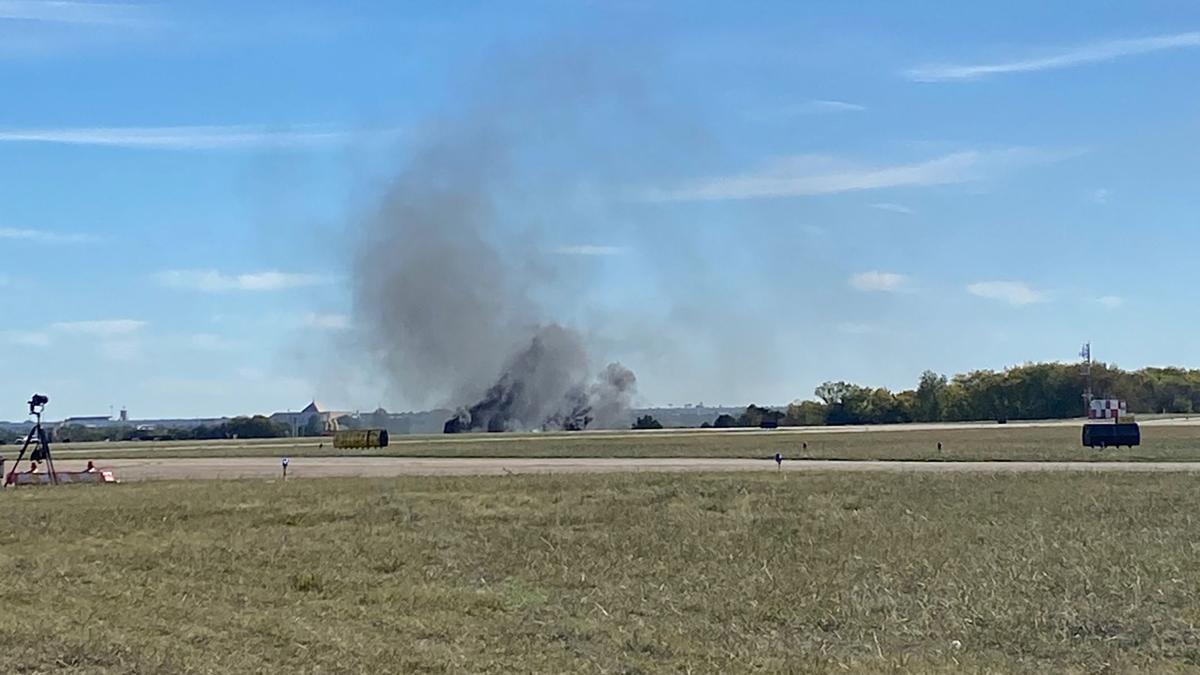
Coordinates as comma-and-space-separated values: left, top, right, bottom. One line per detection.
28, 394, 49, 414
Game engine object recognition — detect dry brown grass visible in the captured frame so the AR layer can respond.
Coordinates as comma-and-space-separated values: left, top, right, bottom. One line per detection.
3, 472, 1200, 672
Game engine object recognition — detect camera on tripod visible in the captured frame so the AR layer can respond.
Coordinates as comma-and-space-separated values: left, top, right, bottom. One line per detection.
28, 394, 49, 415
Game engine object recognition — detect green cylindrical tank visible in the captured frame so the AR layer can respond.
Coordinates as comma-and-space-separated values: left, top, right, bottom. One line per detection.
333, 428, 390, 449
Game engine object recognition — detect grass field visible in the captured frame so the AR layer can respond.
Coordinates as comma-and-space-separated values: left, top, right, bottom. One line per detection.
41, 422, 1200, 462
3, 472, 1200, 672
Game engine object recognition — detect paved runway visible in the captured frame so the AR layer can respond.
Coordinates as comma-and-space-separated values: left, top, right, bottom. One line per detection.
44, 456, 1200, 482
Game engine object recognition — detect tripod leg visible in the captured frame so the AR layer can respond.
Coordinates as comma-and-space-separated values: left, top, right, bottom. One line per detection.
39, 426, 56, 486
7, 426, 36, 485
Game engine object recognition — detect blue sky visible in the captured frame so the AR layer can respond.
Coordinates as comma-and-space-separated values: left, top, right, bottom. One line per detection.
2, 1, 1199, 419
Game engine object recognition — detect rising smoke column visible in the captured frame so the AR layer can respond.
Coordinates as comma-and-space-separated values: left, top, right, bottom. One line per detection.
442, 324, 636, 433
350, 71, 637, 431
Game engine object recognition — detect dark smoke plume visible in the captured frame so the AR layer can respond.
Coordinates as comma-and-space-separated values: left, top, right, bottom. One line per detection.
350, 54, 638, 432
443, 325, 637, 433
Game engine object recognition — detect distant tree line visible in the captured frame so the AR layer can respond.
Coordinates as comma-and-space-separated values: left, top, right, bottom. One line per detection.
710, 363, 1200, 428
40, 361, 1200, 440
54, 416, 290, 443
702, 404, 787, 429
631, 414, 663, 430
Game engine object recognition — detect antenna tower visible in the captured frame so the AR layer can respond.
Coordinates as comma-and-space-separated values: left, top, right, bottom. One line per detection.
1080, 342, 1093, 415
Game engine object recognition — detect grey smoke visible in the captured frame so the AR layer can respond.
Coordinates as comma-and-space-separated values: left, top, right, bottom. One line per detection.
443, 325, 637, 432
587, 362, 638, 427
349, 60, 638, 431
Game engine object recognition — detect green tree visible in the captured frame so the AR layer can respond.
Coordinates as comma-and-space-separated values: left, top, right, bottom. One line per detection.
632, 415, 663, 430
735, 405, 784, 428
815, 381, 853, 406
784, 400, 826, 426
784, 361, 1200, 428
914, 371, 947, 422
226, 416, 289, 439
712, 414, 737, 428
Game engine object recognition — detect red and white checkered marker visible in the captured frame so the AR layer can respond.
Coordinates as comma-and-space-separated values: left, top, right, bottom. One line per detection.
1089, 399, 1127, 420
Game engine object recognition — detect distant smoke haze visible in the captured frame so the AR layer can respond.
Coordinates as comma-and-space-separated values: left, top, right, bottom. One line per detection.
349, 51, 640, 430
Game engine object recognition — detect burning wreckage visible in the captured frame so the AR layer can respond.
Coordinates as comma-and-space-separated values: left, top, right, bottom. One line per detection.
443, 326, 636, 433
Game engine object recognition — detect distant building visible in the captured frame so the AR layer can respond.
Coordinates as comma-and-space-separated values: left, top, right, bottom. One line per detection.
269, 401, 344, 436
58, 415, 115, 429
334, 407, 416, 435
128, 417, 228, 431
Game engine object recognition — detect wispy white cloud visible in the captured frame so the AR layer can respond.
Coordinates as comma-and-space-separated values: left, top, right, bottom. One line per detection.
52, 319, 146, 336
188, 333, 239, 351
156, 269, 331, 292
3, 331, 50, 347
51, 314, 149, 360
967, 281, 1045, 306
236, 366, 264, 380
0, 1, 148, 26
906, 31, 1200, 81
803, 99, 865, 113
0, 2, 164, 59
837, 322, 881, 335
746, 100, 866, 122
1091, 188, 1110, 205
99, 337, 142, 362
850, 271, 910, 293
0, 124, 396, 150
1094, 295, 1124, 309
777, 99, 866, 115
643, 148, 1066, 202
869, 202, 915, 215
554, 244, 626, 256
0, 227, 95, 243
304, 313, 349, 330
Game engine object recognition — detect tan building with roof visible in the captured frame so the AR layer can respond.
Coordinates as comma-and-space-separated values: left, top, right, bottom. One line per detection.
269, 401, 345, 436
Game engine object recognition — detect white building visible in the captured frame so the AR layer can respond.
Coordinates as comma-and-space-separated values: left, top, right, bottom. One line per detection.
58, 415, 117, 429
269, 401, 344, 436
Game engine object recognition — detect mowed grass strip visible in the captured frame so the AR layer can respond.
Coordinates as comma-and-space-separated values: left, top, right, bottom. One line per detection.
49, 423, 1200, 462
3, 473, 1200, 672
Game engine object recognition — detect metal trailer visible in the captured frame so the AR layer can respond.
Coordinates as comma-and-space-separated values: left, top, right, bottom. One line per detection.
333, 428, 390, 449
1082, 422, 1141, 449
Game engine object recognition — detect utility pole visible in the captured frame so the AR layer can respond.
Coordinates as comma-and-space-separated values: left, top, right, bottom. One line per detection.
1080, 342, 1093, 416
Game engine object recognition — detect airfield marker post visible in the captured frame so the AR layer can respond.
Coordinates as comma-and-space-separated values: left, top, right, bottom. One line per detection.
282, 457, 289, 480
